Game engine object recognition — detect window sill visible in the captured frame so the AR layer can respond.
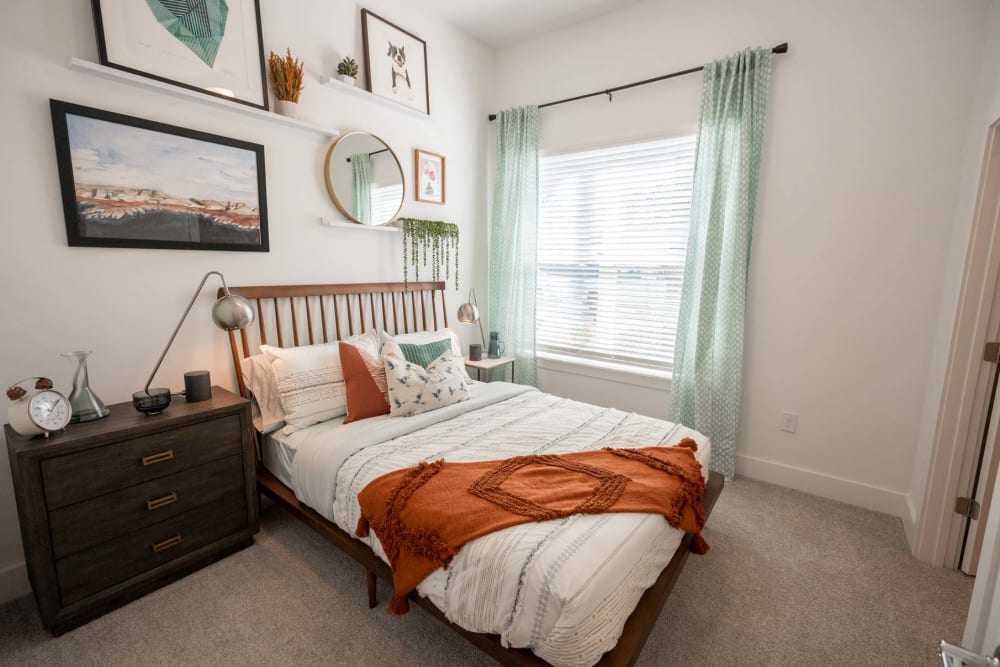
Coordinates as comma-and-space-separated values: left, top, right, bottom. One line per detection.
536, 353, 672, 391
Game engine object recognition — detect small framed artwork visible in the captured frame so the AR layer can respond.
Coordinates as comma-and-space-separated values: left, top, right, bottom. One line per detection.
90, 0, 268, 109
361, 9, 430, 115
414, 149, 446, 204
50, 99, 269, 252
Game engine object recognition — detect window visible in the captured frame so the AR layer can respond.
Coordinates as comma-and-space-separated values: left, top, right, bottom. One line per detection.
537, 135, 697, 375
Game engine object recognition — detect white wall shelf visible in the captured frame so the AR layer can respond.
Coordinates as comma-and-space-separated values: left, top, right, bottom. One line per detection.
68, 58, 341, 138
320, 217, 401, 232
319, 76, 431, 119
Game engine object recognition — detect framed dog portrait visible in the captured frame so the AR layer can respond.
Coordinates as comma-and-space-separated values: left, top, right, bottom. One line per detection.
361, 9, 430, 115
90, 0, 268, 109
414, 149, 445, 204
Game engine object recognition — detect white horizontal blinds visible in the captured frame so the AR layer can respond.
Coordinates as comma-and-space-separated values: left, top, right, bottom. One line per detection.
537, 135, 697, 372
371, 184, 402, 224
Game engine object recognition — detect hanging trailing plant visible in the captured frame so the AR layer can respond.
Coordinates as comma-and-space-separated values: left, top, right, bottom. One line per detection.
399, 218, 459, 291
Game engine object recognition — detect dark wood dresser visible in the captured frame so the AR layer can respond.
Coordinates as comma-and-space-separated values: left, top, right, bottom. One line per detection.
5, 387, 258, 635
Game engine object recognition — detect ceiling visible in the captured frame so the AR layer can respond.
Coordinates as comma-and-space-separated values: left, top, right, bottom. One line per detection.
416, 0, 640, 47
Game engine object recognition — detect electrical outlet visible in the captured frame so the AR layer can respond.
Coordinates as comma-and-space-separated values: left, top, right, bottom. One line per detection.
781, 411, 798, 433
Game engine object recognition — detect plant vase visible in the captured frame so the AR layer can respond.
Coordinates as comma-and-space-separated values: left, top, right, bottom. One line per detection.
338, 75, 356, 86
274, 99, 299, 119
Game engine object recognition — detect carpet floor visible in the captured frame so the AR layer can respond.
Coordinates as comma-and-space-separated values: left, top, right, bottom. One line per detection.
0, 477, 974, 666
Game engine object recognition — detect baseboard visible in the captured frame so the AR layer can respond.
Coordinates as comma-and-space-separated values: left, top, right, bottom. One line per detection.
735, 454, 910, 520
901, 493, 919, 552
0, 560, 30, 605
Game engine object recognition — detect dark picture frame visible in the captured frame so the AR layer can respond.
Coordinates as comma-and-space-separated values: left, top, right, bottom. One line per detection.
90, 0, 269, 110
50, 99, 269, 253
361, 9, 430, 115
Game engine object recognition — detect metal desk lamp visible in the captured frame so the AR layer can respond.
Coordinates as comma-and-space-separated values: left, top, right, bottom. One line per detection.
457, 288, 486, 359
132, 271, 255, 414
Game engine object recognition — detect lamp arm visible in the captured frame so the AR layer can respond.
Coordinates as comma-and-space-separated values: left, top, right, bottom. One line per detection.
143, 271, 228, 395
469, 288, 486, 345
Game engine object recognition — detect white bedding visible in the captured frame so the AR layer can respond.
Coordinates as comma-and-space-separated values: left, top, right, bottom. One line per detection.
282, 382, 711, 667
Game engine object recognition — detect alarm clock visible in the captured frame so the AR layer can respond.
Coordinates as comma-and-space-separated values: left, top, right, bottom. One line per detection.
6, 378, 72, 438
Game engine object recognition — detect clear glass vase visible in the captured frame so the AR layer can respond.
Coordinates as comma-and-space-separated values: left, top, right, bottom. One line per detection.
61, 350, 110, 423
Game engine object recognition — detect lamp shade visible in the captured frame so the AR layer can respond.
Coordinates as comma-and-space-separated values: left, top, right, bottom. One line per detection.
212, 293, 255, 331
457, 301, 479, 324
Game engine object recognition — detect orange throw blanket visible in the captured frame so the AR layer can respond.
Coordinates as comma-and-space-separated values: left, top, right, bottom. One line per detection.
355, 439, 708, 614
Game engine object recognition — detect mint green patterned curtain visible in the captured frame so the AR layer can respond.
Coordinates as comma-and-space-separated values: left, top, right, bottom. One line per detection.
669, 48, 772, 479
488, 106, 539, 386
351, 153, 372, 225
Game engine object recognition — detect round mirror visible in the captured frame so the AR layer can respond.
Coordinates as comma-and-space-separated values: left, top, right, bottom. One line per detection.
324, 132, 404, 226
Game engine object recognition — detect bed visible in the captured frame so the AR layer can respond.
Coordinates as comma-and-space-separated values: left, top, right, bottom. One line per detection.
223, 281, 724, 667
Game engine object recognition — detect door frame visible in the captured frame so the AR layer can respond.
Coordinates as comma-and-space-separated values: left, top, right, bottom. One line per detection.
916, 121, 1000, 567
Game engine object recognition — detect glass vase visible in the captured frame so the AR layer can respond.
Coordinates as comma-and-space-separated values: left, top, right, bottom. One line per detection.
61, 350, 110, 423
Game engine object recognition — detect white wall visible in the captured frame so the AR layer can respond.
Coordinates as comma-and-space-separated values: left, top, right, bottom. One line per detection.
0, 0, 492, 603
910, 1, 1000, 556
493, 0, 992, 524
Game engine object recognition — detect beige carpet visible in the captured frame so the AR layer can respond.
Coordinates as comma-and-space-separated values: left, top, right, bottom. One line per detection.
0, 478, 974, 666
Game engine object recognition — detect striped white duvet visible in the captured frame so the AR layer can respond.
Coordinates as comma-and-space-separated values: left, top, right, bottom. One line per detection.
286, 383, 711, 667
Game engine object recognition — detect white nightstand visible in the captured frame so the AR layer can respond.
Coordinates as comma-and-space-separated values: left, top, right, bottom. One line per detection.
465, 356, 515, 383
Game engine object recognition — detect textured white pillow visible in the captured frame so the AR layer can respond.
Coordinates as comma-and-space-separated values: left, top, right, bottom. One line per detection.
261, 331, 384, 434
239, 354, 285, 434
384, 349, 470, 417
383, 328, 470, 380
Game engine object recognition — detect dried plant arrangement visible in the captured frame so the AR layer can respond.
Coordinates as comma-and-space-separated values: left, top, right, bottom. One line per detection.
268, 48, 304, 102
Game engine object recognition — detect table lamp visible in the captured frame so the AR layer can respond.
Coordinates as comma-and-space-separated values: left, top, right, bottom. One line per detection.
132, 271, 254, 414
457, 288, 486, 360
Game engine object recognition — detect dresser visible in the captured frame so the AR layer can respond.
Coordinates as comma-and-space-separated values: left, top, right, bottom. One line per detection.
5, 387, 258, 635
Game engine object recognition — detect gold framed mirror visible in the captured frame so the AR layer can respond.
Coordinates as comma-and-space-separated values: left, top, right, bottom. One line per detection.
324, 131, 405, 226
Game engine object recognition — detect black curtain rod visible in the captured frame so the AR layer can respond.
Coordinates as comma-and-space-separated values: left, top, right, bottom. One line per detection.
487, 42, 788, 122
346, 148, 390, 163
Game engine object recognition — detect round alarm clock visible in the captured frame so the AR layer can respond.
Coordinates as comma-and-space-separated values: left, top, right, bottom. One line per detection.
6, 378, 72, 438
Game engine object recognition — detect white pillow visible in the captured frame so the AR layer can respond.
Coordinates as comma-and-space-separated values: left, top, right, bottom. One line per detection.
384, 349, 470, 417
239, 354, 285, 434
383, 328, 470, 380
261, 330, 382, 434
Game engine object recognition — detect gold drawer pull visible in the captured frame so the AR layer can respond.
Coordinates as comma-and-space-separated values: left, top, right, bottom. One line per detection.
146, 492, 178, 511
141, 450, 174, 466
151, 534, 182, 553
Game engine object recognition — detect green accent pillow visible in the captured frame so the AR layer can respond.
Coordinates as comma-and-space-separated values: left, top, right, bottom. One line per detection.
397, 339, 451, 369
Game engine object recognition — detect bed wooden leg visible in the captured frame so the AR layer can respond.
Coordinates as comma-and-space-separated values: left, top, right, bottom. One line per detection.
367, 569, 377, 609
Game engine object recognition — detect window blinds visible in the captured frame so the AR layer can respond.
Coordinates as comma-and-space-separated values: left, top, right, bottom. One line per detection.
537, 135, 697, 373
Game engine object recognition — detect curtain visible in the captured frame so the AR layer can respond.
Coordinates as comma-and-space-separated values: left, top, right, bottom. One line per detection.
351, 153, 372, 224
669, 48, 772, 479
488, 106, 539, 386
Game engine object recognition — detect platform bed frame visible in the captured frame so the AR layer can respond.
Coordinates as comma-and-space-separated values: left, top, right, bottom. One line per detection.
223, 281, 724, 667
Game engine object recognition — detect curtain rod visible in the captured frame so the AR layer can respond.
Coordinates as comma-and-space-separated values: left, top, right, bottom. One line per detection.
346, 148, 389, 163
487, 42, 788, 122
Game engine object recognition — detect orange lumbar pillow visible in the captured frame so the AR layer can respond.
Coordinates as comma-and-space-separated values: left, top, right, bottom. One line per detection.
339, 341, 389, 423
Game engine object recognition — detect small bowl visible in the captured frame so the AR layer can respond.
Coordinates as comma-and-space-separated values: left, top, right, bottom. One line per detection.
132, 388, 172, 415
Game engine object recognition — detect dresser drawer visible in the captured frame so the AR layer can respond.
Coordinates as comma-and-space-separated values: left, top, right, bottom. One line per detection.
48, 454, 245, 559
42, 414, 242, 509
56, 491, 247, 606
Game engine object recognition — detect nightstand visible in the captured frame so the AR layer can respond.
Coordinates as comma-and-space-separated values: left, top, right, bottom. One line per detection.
465, 356, 515, 383
5, 387, 258, 635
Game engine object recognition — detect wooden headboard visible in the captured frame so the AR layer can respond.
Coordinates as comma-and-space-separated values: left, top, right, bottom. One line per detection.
220, 281, 448, 398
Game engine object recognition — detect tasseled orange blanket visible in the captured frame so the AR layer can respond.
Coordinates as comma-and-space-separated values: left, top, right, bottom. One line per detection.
355, 439, 709, 615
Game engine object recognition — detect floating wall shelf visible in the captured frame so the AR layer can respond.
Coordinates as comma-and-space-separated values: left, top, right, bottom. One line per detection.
319, 76, 431, 119
320, 217, 401, 232
68, 58, 341, 138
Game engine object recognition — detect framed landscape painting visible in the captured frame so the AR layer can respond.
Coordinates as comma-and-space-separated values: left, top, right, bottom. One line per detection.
50, 99, 269, 252
361, 9, 430, 115
91, 0, 268, 109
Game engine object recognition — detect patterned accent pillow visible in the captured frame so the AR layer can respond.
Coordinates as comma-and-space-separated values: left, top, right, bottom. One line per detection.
384, 349, 470, 417
397, 339, 451, 369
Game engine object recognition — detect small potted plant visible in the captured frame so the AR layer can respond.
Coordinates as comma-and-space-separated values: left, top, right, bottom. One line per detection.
337, 56, 359, 86
269, 48, 304, 118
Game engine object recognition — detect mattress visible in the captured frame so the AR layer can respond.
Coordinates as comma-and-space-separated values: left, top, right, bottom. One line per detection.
279, 382, 711, 667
